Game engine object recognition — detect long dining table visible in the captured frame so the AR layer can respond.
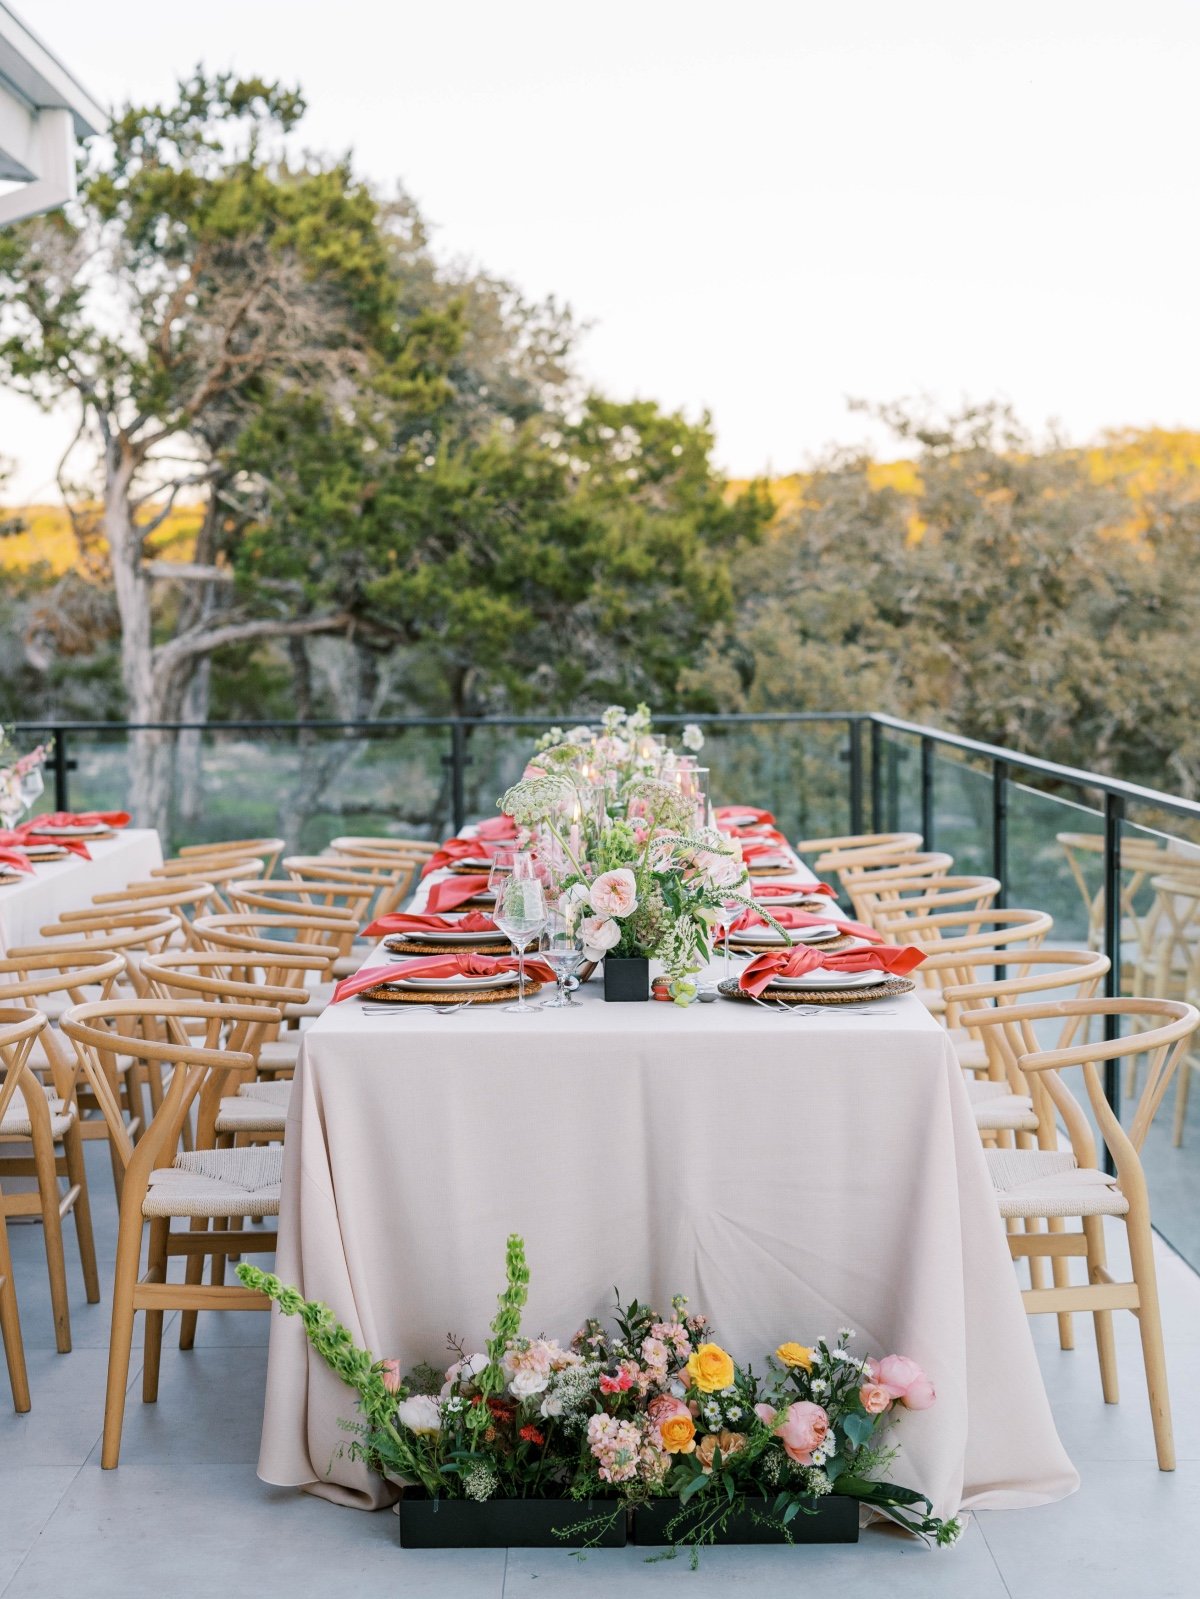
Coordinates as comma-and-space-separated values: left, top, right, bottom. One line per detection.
0, 827, 163, 954
256, 829, 1078, 1521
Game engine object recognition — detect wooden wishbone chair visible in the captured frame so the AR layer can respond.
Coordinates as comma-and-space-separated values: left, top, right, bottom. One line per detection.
833, 852, 956, 928
955, 996, 1200, 1470
175, 837, 287, 877
149, 856, 267, 911
0, 1008, 48, 1412
60, 998, 286, 1468
78, 879, 219, 942
286, 853, 409, 918
0, 950, 124, 1345
191, 914, 346, 1030
875, 906, 1054, 1021
328, 834, 439, 863
795, 831, 924, 868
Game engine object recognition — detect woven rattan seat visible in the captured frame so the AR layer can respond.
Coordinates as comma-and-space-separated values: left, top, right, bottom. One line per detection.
965, 1078, 1038, 1132
215, 1081, 291, 1135
142, 1145, 284, 1218
1, 1084, 75, 1141
985, 1148, 1129, 1219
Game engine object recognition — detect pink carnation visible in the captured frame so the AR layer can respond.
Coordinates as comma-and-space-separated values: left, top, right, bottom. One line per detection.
871, 1355, 936, 1410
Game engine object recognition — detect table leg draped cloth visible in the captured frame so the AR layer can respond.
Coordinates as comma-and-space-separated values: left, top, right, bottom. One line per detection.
257, 972, 1078, 1519
0, 828, 163, 954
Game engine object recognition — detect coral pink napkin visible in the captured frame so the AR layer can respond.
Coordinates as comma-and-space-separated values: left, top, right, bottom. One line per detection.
21, 811, 130, 832
0, 847, 34, 875
474, 815, 518, 841
2, 826, 91, 860
333, 952, 555, 1003
424, 875, 493, 914
716, 805, 776, 827
363, 910, 498, 938
752, 880, 836, 900
728, 905, 882, 943
420, 837, 503, 878
738, 943, 925, 997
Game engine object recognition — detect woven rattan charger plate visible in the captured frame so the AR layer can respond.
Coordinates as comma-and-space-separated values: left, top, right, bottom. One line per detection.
359, 978, 546, 1005
448, 861, 503, 876
383, 935, 532, 958
747, 863, 802, 877
717, 976, 916, 1005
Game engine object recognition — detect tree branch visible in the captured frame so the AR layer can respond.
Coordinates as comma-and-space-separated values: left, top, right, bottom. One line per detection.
154, 610, 351, 673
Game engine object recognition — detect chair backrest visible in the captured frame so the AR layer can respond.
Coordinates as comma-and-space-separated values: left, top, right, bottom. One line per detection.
60, 999, 274, 1184
878, 906, 1053, 1003
0, 1007, 49, 1127
20, 916, 183, 993
834, 852, 955, 926
150, 856, 266, 909
222, 883, 367, 955
139, 952, 310, 1030
956, 997, 1200, 1188
0, 950, 127, 1092
285, 855, 411, 921
191, 913, 346, 972
83, 878, 218, 925
328, 834, 438, 862
932, 946, 1110, 1075
796, 832, 924, 868
176, 838, 286, 876
861, 875, 1001, 922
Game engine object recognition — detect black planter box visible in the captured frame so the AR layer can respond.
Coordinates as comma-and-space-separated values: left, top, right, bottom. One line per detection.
634, 1493, 859, 1546
397, 1491, 627, 1549
603, 955, 650, 1002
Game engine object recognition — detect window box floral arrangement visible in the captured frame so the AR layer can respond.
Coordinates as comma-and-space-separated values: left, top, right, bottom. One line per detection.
239, 1238, 961, 1558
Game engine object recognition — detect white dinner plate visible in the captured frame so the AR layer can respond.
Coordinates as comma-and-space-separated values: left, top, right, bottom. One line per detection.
729, 924, 840, 946
752, 889, 824, 906
389, 929, 499, 946
746, 853, 793, 869
773, 969, 883, 991
18, 843, 63, 858
389, 971, 521, 992
26, 823, 109, 838
722, 812, 768, 829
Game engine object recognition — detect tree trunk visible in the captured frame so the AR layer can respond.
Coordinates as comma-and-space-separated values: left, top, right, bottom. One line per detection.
174, 658, 210, 828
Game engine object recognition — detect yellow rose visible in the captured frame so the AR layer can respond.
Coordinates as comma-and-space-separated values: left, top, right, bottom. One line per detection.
658, 1411, 696, 1455
685, 1342, 736, 1393
775, 1342, 814, 1371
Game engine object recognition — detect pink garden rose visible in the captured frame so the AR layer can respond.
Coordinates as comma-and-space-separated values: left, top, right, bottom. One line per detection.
380, 1359, 402, 1395
579, 914, 621, 959
859, 1382, 892, 1415
871, 1355, 936, 1410
754, 1402, 778, 1427
589, 868, 639, 918
775, 1400, 830, 1464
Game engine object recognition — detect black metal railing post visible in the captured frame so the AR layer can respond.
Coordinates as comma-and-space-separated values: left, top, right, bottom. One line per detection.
886, 740, 900, 832
920, 736, 935, 850
446, 721, 469, 835
52, 728, 70, 812
848, 720, 864, 836
870, 718, 883, 833
991, 758, 1009, 909
1102, 790, 1125, 1168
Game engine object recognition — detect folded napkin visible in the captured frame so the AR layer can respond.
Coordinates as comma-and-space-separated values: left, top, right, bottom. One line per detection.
0, 846, 34, 875
724, 825, 789, 845
716, 805, 776, 827
420, 836, 502, 878
2, 825, 91, 860
333, 952, 556, 1003
425, 874, 493, 914
728, 905, 882, 943
738, 838, 794, 862
752, 880, 836, 900
739, 943, 925, 997
364, 909, 498, 938
21, 810, 130, 833
474, 815, 519, 841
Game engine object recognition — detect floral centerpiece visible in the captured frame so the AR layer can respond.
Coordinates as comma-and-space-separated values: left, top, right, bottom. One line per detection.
0, 729, 51, 830
238, 1238, 962, 1557
500, 712, 789, 1002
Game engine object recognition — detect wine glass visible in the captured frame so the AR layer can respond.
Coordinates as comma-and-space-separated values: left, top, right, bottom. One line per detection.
712, 897, 743, 984
493, 874, 547, 1013
540, 910, 584, 1008
0, 773, 23, 832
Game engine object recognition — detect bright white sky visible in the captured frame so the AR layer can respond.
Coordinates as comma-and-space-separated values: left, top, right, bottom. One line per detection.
3, 0, 1199, 498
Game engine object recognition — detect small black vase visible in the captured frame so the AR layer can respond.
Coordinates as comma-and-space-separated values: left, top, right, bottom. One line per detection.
603, 955, 650, 1002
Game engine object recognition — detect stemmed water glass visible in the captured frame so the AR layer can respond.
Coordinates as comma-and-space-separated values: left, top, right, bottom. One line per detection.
493, 873, 547, 1013
540, 910, 584, 1008
711, 898, 743, 984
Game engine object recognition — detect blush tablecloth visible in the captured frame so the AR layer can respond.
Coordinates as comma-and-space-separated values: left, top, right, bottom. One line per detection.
257, 853, 1078, 1519
0, 828, 163, 954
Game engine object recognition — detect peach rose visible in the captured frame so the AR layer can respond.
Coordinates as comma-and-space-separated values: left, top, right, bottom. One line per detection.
379, 1358, 403, 1395
685, 1342, 735, 1393
648, 1395, 696, 1454
872, 1355, 935, 1410
695, 1429, 747, 1473
776, 1400, 829, 1464
590, 868, 639, 918
859, 1382, 892, 1416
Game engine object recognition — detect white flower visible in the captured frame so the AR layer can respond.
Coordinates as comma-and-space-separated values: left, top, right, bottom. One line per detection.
693, 849, 744, 890
396, 1395, 442, 1436
510, 1366, 551, 1399
567, 725, 593, 744
590, 868, 639, 918
540, 1392, 565, 1418
580, 914, 621, 960
681, 724, 705, 752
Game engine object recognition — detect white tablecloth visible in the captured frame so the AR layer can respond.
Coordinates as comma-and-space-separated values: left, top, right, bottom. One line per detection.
257, 850, 1078, 1519
0, 829, 163, 954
